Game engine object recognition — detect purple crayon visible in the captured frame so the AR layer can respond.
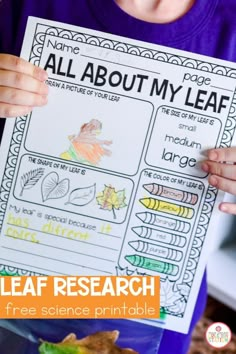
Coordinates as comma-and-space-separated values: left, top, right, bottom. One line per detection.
143, 183, 198, 205
129, 240, 183, 261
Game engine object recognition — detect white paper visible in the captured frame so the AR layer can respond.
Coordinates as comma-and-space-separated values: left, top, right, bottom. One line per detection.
0, 17, 236, 333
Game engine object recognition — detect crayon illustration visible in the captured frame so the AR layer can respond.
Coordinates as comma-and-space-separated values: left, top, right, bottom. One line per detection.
125, 254, 179, 275
143, 183, 198, 205
140, 198, 194, 219
60, 119, 112, 166
136, 212, 190, 233
129, 240, 183, 261
97, 185, 127, 219
132, 226, 186, 247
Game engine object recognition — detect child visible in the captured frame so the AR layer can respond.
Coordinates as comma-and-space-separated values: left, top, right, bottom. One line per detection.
0, 1, 236, 352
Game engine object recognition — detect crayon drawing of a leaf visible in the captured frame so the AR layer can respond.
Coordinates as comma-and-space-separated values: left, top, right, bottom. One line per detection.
66, 184, 96, 207
41, 172, 70, 202
96, 185, 127, 219
20, 168, 45, 196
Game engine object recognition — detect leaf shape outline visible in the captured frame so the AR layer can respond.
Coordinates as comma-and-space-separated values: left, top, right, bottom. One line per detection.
166, 298, 186, 315
160, 278, 183, 307
66, 184, 96, 206
41, 172, 70, 202
20, 168, 45, 196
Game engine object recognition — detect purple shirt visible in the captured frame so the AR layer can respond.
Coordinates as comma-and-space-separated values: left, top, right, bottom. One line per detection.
0, 0, 236, 353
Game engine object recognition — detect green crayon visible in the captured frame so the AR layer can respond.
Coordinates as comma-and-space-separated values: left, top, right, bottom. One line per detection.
125, 254, 179, 275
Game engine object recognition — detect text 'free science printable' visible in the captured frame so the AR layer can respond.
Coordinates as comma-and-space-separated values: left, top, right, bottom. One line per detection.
0, 17, 236, 333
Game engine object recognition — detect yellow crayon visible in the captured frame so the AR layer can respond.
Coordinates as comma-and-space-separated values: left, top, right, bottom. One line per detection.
140, 198, 194, 219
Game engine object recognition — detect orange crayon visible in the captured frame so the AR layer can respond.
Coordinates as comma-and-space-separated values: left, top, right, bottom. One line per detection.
136, 212, 190, 233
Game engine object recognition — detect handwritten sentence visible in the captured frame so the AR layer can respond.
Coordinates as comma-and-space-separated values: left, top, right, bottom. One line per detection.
6, 212, 98, 243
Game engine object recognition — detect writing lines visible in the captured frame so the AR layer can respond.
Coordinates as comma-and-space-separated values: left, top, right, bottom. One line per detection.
210, 85, 234, 93
5, 233, 115, 263
0, 258, 65, 276
2, 246, 113, 275
3, 222, 119, 274
6, 223, 118, 251
81, 54, 161, 76
98, 231, 121, 239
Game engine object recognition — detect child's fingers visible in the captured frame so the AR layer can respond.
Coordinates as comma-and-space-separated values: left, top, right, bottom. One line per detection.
0, 87, 48, 107
0, 55, 49, 117
0, 54, 48, 81
0, 103, 32, 117
219, 202, 236, 215
201, 160, 236, 180
207, 147, 236, 163
208, 174, 236, 195
0, 70, 49, 95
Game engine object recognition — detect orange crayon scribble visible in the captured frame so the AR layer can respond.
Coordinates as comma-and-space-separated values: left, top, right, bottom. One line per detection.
61, 119, 112, 166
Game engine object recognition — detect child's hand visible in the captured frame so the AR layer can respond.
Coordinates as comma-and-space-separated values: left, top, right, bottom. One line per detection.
0, 54, 48, 118
201, 147, 236, 214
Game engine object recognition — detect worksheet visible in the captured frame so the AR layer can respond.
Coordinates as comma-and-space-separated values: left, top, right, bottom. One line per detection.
0, 17, 235, 333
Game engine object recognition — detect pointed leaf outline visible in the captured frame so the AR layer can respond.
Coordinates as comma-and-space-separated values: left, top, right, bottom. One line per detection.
66, 184, 96, 206
20, 168, 44, 196
167, 298, 186, 315
160, 278, 183, 307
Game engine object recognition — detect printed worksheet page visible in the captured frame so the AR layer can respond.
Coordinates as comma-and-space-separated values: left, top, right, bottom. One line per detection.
0, 17, 235, 333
